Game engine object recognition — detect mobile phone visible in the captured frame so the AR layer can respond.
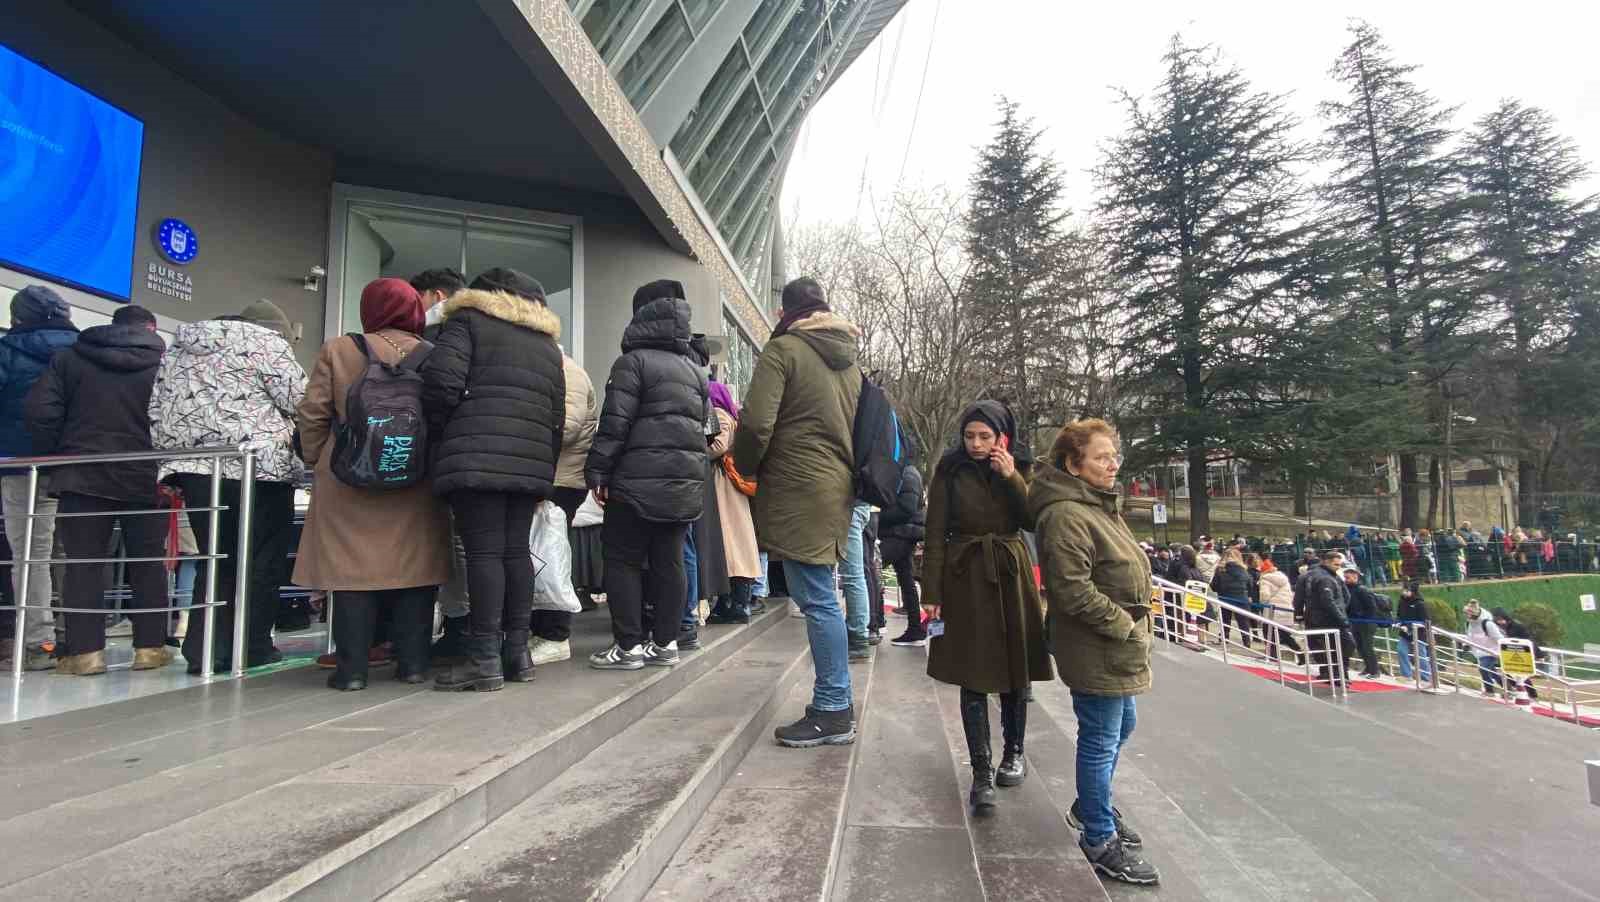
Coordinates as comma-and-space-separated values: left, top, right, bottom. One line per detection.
927, 618, 945, 638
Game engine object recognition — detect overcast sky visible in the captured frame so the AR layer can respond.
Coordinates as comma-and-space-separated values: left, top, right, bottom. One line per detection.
781, 0, 1600, 231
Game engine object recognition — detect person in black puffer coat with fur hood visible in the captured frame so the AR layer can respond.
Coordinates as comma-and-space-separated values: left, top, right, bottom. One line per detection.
422, 268, 565, 691
585, 280, 710, 671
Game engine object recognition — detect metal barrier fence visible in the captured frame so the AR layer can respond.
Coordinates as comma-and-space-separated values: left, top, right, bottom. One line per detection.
1259, 538, 1600, 586
1150, 576, 1348, 702
2, 446, 256, 681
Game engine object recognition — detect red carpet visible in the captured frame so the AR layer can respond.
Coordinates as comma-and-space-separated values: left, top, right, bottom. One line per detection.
1230, 663, 1407, 693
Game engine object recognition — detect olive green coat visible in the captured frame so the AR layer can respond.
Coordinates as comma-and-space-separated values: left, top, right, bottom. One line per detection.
730, 313, 861, 566
924, 456, 1052, 693
1028, 464, 1154, 697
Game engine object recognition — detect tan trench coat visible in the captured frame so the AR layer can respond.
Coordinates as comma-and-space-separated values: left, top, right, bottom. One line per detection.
709, 408, 761, 579
292, 330, 452, 591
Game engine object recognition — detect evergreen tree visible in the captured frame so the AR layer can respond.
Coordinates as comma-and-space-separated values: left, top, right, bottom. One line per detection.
965, 98, 1072, 448
1458, 100, 1599, 523
1317, 21, 1473, 529
1096, 37, 1322, 538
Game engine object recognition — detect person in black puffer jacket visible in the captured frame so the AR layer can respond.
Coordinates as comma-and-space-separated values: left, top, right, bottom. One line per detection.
881, 461, 928, 645
25, 306, 170, 676
1210, 546, 1255, 648
585, 280, 710, 670
421, 267, 565, 691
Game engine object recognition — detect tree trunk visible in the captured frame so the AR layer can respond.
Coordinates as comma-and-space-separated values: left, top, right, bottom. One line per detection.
1517, 458, 1539, 528
1187, 446, 1211, 540
1425, 457, 1441, 528
1398, 452, 1421, 529
1292, 475, 1310, 517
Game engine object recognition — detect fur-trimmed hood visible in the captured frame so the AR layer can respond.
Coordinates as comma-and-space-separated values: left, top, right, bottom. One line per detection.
444, 288, 561, 339
784, 310, 860, 371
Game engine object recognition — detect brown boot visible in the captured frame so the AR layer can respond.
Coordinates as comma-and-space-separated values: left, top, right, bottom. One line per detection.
132, 647, 175, 671
60, 650, 107, 676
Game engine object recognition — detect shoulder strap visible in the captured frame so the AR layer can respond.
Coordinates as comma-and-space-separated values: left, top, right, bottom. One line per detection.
397, 338, 434, 372
346, 333, 372, 359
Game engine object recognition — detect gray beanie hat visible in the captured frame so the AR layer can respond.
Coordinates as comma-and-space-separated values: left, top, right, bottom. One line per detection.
239, 299, 292, 338
10, 285, 71, 326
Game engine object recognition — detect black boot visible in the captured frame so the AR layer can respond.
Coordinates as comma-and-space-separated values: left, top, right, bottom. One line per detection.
431, 614, 467, 660
434, 628, 504, 692
960, 688, 997, 817
502, 629, 535, 683
997, 690, 1028, 786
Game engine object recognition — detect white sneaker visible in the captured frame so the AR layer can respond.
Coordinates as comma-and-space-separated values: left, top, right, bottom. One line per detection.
528, 637, 571, 666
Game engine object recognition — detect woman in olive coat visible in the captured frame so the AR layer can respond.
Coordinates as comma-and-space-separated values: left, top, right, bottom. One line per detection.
922, 401, 1051, 818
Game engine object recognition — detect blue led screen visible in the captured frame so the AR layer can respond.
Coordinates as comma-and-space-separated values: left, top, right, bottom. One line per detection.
0, 43, 144, 300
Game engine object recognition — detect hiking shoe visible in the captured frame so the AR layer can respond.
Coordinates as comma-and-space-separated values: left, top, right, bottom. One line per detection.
848, 641, 871, 661
676, 629, 701, 650
749, 599, 768, 615
774, 705, 856, 748
643, 640, 680, 667
1068, 800, 1143, 848
58, 650, 106, 676
890, 629, 927, 647
590, 643, 644, 671
867, 628, 883, 646
706, 609, 752, 625
131, 647, 174, 671
19, 642, 56, 671
528, 637, 571, 666
1081, 836, 1159, 885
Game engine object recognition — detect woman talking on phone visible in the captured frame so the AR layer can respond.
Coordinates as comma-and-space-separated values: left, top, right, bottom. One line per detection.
1028, 418, 1159, 885
922, 401, 1051, 818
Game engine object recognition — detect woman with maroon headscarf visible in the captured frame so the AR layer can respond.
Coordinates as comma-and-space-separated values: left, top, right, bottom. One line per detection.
295, 278, 453, 690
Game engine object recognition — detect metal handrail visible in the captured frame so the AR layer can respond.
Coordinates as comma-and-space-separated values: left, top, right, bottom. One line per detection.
5, 446, 256, 687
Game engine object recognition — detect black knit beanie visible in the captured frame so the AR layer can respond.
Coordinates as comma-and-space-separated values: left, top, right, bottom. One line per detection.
470, 267, 546, 304
633, 279, 686, 313
10, 285, 70, 326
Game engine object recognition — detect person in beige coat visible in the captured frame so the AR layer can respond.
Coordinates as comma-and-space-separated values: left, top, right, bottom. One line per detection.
705, 384, 761, 624
294, 278, 452, 690
528, 352, 599, 665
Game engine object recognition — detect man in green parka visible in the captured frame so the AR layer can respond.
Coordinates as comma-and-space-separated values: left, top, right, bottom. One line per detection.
732, 277, 862, 748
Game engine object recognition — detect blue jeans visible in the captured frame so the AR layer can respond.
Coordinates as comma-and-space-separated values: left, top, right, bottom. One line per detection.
1071, 691, 1138, 847
784, 560, 852, 713
1397, 633, 1433, 681
753, 552, 769, 598
682, 523, 699, 632
839, 503, 872, 643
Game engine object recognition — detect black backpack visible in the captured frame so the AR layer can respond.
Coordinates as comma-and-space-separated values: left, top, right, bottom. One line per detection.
850, 371, 907, 508
330, 334, 433, 490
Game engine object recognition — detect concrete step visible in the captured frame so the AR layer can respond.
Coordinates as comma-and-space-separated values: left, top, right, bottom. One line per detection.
645, 646, 880, 901
0, 602, 790, 901
383, 614, 814, 902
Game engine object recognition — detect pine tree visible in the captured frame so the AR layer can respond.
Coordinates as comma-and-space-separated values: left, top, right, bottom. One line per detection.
1096, 37, 1321, 538
1317, 21, 1473, 529
965, 98, 1072, 448
1458, 100, 1598, 524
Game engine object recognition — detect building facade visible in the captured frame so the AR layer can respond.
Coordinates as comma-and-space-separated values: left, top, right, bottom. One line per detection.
1, 0, 906, 393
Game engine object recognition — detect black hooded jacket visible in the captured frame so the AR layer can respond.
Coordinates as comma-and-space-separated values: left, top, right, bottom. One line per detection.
585, 297, 710, 523
25, 324, 165, 502
880, 463, 926, 542
1209, 560, 1252, 606
421, 287, 566, 497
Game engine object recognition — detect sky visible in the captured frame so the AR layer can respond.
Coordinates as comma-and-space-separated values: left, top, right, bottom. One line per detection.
781, 0, 1600, 231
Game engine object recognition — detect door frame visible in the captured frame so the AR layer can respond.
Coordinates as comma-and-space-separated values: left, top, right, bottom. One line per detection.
325, 183, 585, 363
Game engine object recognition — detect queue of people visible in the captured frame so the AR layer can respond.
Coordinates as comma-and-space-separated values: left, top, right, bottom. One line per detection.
1, 277, 1165, 887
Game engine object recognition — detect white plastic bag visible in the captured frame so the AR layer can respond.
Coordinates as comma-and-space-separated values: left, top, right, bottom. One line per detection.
530, 501, 581, 613
572, 493, 604, 529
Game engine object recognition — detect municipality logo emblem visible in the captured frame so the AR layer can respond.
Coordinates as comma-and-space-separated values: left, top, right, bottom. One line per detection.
156, 218, 198, 264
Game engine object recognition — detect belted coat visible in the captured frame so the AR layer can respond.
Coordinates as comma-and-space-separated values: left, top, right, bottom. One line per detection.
923, 453, 1052, 693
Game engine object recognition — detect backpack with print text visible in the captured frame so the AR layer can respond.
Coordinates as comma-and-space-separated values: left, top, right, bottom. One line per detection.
331, 334, 433, 490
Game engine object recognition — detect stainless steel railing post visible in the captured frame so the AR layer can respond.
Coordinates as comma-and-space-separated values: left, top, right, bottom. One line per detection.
201, 461, 223, 679
230, 454, 256, 679
9, 466, 40, 679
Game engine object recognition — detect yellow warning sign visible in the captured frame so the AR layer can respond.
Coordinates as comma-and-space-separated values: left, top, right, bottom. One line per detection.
1499, 639, 1536, 678
1183, 580, 1211, 615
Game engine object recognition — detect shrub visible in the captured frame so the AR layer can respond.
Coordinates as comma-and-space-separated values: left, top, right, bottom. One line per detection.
1512, 602, 1565, 648
1423, 597, 1460, 631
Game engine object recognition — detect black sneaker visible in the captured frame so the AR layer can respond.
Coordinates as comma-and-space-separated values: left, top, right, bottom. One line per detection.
749, 599, 768, 615
1068, 800, 1143, 848
642, 640, 680, 667
867, 628, 883, 646
890, 629, 927, 647
589, 643, 644, 670
774, 705, 856, 748
677, 629, 701, 650
848, 641, 871, 661
1081, 836, 1159, 885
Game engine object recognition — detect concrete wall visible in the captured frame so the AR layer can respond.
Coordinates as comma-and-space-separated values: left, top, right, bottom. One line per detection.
1235, 485, 1514, 531
3, 4, 334, 367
